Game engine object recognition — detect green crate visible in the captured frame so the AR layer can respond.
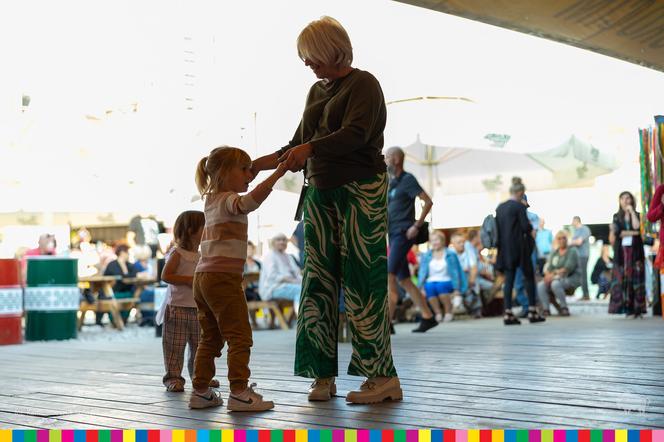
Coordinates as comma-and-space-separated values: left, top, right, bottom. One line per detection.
26, 257, 78, 287
25, 310, 78, 341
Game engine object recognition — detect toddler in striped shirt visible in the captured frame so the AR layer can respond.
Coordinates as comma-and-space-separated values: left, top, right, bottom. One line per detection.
188, 146, 287, 411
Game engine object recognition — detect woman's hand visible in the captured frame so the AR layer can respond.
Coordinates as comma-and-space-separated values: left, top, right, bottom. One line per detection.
406, 224, 419, 240
275, 161, 289, 177
279, 143, 313, 172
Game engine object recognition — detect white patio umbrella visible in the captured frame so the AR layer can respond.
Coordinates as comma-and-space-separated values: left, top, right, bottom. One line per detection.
384, 96, 618, 196
526, 135, 618, 187
399, 135, 618, 197
384, 96, 496, 151
398, 137, 545, 196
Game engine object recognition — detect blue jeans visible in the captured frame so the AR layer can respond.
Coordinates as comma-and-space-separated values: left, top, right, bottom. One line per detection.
514, 251, 538, 309
272, 283, 301, 311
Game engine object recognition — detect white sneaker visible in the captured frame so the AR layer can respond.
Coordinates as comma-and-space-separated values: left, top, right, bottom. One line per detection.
188, 388, 224, 409
443, 313, 454, 323
345, 377, 403, 404
308, 377, 336, 401
227, 383, 274, 412
435, 313, 443, 322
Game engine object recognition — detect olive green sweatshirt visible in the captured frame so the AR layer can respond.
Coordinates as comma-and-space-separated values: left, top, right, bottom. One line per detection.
278, 68, 387, 189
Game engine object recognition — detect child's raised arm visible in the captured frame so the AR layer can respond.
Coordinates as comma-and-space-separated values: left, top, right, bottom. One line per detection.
226, 163, 289, 216
249, 162, 288, 205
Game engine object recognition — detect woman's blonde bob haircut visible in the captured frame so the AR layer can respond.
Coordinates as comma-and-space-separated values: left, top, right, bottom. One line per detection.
297, 16, 353, 68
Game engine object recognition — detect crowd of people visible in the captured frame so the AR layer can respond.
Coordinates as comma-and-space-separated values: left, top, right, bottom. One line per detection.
385, 170, 652, 329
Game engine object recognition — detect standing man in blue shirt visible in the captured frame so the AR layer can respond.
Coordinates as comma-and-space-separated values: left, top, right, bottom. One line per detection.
535, 218, 553, 275
385, 147, 437, 333
571, 216, 592, 300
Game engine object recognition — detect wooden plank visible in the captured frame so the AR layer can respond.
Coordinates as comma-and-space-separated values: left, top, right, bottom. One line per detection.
0, 412, 96, 429
3, 363, 663, 414
0, 315, 661, 429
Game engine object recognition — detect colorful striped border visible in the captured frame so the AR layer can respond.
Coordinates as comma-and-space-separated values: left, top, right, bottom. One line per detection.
0, 430, 661, 442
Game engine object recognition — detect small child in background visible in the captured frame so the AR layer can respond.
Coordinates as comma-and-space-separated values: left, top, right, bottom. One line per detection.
189, 145, 288, 411
159, 210, 219, 392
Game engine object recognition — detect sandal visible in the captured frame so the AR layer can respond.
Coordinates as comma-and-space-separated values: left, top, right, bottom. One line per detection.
166, 381, 185, 393
559, 307, 571, 317
209, 379, 220, 388
528, 310, 546, 323
503, 311, 521, 326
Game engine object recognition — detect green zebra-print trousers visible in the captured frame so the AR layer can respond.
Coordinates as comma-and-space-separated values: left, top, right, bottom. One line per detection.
294, 173, 398, 379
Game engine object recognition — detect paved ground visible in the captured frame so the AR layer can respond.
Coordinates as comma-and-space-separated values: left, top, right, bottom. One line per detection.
0, 315, 663, 429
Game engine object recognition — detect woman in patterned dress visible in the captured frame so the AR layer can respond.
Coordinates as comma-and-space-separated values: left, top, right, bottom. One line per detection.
251, 16, 401, 404
608, 191, 647, 317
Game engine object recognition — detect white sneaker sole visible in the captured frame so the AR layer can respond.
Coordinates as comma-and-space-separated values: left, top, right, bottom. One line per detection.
227, 398, 275, 412
188, 395, 224, 409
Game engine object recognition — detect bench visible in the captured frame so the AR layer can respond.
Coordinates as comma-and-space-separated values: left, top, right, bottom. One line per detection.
78, 297, 124, 330
246, 300, 294, 330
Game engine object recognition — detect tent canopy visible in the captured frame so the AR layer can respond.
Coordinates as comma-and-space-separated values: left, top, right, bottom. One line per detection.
395, 0, 664, 72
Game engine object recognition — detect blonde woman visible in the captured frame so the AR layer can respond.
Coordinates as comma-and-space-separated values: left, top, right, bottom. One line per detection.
252, 16, 400, 404
259, 233, 302, 310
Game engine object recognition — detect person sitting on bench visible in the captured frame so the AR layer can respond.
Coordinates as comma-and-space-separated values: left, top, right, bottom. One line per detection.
258, 233, 301, 326
537, 231, 581, 316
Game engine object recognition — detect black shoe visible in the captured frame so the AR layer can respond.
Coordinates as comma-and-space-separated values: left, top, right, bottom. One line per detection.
412, 316, 438, 333
390, 323, 396, 335
503, 312, 521, 326
528, 310, 546, 323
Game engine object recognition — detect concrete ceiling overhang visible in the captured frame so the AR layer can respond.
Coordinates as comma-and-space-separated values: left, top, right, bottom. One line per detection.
394, 0, 664, 72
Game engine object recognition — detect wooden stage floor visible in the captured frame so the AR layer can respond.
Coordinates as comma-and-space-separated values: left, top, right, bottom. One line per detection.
0, 315, 663, 429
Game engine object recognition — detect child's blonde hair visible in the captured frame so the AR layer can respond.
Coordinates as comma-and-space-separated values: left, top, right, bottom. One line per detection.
195, 146, 252, 196
173, 210, 205, 252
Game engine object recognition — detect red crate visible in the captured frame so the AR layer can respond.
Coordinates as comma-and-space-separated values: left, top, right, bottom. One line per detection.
0, 259, 21, 287
0, 314, 22, 345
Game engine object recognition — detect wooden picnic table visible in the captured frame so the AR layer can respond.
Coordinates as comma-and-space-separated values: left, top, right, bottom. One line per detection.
122, 277, 157, 297
78, 275, 124, 330
242, 272, 293, 331
116, 277, 157, 316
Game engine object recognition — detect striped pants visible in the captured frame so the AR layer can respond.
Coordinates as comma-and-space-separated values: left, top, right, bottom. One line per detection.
294, 173, 397, 379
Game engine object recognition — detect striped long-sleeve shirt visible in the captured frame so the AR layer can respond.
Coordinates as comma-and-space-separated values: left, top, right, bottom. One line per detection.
196, 192, 260, 274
